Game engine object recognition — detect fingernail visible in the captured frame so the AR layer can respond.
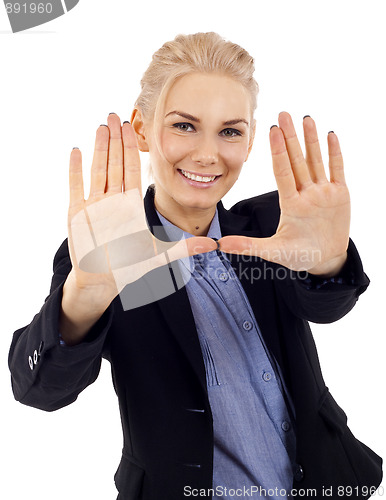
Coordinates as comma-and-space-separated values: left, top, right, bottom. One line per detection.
109, 112, 116, 115
270, 124, 278, 130
72, 147, 79, 150
328, 130, 334, 134
100, 124, 108, 127
123, 120, 130, 124
303, 115, 311, 119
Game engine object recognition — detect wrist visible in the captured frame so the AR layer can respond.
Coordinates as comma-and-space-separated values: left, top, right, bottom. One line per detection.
59, 272, 116, 345
308, 252, 348, 278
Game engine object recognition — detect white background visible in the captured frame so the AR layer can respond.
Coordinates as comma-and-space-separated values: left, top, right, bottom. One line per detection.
1, 0, 385, 498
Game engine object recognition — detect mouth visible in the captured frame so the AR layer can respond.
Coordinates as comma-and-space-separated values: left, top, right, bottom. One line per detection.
178, 169, 221, 185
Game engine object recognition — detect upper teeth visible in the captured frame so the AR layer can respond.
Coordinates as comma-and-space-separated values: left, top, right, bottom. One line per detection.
180, 170, 217, 183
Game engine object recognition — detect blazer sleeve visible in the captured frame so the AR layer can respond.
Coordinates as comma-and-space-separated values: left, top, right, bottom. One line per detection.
274, 237, 370, 324
8, 239, 114, 412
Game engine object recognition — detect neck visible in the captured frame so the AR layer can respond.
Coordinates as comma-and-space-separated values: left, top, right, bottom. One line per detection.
153, 191, 216, 236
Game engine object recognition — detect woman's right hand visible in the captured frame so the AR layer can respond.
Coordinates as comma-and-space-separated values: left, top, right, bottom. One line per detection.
66, 113, 145, 303
61, 113, 216, 344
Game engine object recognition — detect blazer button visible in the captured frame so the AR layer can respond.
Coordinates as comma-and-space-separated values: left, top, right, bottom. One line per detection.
294, 464, 304, 482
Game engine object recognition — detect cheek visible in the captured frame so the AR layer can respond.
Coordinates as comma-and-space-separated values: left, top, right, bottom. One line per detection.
220, 142, 249, 171
160, 133, 192, 164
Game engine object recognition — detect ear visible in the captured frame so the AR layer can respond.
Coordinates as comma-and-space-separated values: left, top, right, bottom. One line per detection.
130, 108, 150, 152
245, 119, 256, 162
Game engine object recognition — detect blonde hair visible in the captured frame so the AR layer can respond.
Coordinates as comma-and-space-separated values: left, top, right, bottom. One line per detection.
134, 32, 259, 179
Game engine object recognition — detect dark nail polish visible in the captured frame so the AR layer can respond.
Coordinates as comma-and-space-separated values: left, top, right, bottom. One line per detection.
109, 112, 116, 115
303, 115, 311, 119
100, 124, 108, 127
123, 120, 130, 124
328, 130, 334, 134
270, 124, 278, 130
72, 147, 79, 150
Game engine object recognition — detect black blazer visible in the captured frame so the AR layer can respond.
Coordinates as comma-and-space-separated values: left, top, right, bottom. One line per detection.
9, 186, 382, 499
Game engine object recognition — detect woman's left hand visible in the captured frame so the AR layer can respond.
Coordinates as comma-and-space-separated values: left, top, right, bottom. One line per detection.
218, 112, 350, 277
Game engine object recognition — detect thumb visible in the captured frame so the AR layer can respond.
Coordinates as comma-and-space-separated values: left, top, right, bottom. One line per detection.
165, 236, 218, 263
219, 235, 319, 271
218, 235, 278, 261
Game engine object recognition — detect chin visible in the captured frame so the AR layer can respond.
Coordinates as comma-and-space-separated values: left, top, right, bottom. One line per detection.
175, 192, 217, 210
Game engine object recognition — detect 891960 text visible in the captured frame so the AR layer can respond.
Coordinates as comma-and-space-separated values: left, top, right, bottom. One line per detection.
334, 485, 384, 497
5, 3, 53, 14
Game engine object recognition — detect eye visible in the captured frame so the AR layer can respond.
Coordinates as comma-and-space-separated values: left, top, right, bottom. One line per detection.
220, 128, 242, 137
172, 122, 195, 132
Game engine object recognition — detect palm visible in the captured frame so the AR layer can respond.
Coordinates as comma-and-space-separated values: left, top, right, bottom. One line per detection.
68, 114, 215, 295
219, 113, 350, 275
273, 181, 350, 271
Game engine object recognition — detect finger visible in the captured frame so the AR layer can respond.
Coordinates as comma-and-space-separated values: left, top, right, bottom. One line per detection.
328, 132, 346, 184
122, 121, 142, 194
303, 116, 328, 183
278, 111, 312, 188
165, 236, 218, 263
218, 235, 279, 261
106, 113, 124, 193
184, 236, 218, 257
218, 235, 319, 271
218, 235, 264, 256
270, 125, 298, 200
69, 148, 84, 209
89, 124, 109, 198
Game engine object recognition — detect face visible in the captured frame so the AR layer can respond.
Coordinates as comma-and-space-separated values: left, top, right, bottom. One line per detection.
143, 72, 254, 219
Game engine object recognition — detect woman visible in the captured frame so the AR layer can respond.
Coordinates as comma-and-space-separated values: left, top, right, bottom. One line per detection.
9, 32, 382, 499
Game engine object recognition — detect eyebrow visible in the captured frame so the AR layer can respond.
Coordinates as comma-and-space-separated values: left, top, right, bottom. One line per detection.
164, 111, 249, 127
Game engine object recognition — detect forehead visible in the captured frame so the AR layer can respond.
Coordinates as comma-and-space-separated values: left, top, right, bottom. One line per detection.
164, 72, 251, 121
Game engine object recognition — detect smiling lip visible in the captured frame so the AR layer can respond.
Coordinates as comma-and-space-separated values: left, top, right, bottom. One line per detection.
177, 168, 221, 188
177, 169, 221, 189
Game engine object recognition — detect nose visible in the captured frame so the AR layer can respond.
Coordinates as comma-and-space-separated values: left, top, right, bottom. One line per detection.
190, 136, 218, 166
